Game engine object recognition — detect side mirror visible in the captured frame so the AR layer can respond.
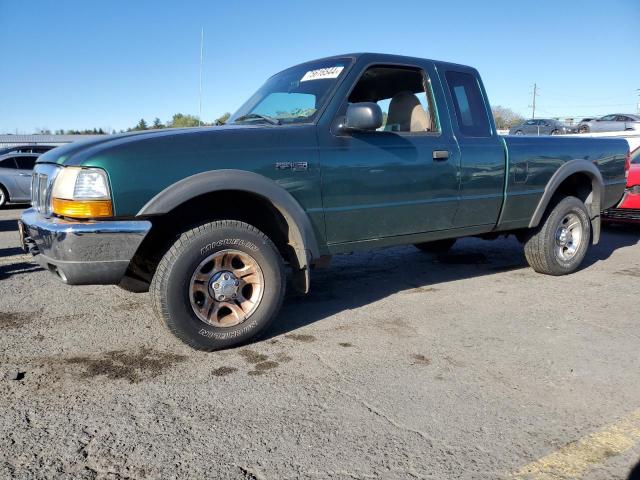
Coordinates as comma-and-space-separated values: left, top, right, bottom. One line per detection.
343, 102, 383, 131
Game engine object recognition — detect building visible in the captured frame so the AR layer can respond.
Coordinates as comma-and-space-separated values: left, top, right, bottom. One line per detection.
0, 134, 103, 150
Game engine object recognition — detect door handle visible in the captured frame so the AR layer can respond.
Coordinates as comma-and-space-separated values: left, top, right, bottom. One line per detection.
18, 173, 31, 177
433, 150, 449, 161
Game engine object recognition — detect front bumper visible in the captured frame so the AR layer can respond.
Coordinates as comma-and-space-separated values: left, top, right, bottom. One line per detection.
19, 208, 151, 285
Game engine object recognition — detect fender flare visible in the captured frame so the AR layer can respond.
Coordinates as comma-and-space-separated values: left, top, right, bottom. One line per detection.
137, 169, 320, 270
528, 159, 604, 243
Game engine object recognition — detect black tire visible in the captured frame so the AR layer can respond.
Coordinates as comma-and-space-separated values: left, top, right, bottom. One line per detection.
150, 220, 286, 351
0, 185, 8, 208
414, 238, 456, 254
578, 125, 589, 134
515, 130, 524, 136
550, 129, 560, 136
523, 196, 591, 276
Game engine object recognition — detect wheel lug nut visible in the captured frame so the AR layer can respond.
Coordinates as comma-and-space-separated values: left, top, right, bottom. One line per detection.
219, 295, 225, 301
214, 283, 219, 289
224, 274, 229, 280
235, 280, 239, 286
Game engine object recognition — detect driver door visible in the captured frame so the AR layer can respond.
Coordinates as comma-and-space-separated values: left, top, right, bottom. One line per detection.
318, 63, 460, 245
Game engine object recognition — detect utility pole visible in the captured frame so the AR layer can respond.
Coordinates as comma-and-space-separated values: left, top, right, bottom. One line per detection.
198, 27, 204, 126
531, 83, 538, 119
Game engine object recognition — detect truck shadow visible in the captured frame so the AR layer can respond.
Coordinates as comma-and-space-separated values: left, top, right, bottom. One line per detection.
267, 229, 639, 339
0, 219, 19, 233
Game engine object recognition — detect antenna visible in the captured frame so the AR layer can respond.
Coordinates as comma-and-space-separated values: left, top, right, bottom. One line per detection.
199, 27, 204, 126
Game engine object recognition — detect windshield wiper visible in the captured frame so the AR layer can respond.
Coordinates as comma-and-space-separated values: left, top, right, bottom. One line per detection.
233, 113, 281, 125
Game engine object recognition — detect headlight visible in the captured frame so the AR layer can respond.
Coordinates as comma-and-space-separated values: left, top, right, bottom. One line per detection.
51, 167, 113, 218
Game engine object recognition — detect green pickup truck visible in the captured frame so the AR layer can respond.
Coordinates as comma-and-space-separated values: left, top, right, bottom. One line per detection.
20, 53, 629, 350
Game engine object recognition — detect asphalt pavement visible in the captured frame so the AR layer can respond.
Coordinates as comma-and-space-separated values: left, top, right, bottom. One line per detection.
1, 204, 639, 479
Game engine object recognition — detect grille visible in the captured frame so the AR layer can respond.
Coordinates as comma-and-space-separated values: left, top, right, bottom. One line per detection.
30, 164, 60, 214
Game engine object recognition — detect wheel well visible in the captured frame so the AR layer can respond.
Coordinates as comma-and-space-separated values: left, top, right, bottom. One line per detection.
124, 190, 298, 288
553, 172, 593, 206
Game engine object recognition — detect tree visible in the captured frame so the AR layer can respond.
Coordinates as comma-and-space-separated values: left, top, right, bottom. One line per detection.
168, 113, 201, 128
214, 112, 231, 125
492, 106, 524, 130
152, 117, 165, 129
134, 118, 148, 130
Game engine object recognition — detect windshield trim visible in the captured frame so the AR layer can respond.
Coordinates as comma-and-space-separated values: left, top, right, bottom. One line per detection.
230, 56, 357, 127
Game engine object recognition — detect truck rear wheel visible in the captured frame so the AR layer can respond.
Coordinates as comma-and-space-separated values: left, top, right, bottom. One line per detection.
414, 238, 456, 254
523, 196, 591, 275
150, 220, 286, 351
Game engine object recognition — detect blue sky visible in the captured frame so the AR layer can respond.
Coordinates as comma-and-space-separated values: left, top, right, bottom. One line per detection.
0, 0, 638, 133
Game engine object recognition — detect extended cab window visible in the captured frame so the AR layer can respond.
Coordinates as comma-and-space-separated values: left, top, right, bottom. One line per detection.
445, 71, 491, 137
348, 66, 438, 133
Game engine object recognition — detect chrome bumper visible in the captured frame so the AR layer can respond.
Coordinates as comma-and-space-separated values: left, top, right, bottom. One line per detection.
19, 208, 151, 285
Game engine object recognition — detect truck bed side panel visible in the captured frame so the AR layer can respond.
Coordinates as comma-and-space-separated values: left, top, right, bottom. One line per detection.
497, 136, 628, 230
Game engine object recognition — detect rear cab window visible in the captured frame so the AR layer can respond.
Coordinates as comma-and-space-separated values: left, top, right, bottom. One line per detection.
444, 70, 492, 137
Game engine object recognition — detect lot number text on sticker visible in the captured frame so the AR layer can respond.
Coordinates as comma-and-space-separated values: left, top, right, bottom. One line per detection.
300, 66, 344, 82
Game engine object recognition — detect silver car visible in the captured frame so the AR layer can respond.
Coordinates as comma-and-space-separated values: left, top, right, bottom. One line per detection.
0, 153, 38, 207
509, 118, 574, 136
577, 114, 640, 134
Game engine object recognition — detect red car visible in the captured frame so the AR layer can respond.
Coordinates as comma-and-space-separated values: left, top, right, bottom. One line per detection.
603, 146, 640, 223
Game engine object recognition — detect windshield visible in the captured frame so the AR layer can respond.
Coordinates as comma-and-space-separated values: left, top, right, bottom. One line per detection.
632, 147, 640, 165
229, 58, 352, 125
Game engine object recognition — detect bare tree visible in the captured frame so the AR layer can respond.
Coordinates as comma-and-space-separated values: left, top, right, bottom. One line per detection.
492, 106, 524, 130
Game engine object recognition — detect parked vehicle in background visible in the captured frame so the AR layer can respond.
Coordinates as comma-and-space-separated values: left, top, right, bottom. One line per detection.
577, 114, 640, 134
603, 146, 640, 223
20, 53, 629, 351
0, 145, 56, 156
509, 119, 574, 136
0, 152, 40, 207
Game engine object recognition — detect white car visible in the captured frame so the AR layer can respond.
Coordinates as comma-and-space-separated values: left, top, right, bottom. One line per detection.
577, 114, 640, 134
0, 153, 38, 207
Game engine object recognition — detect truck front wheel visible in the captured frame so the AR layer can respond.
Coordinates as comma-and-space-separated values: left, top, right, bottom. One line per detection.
523, 196, 591, 275
150, 220, 286, 351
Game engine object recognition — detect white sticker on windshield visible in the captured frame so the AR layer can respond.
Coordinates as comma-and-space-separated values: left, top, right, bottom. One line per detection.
300, 66, 344, 82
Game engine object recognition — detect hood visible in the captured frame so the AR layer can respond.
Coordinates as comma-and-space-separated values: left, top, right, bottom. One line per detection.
36, 124, 272, 166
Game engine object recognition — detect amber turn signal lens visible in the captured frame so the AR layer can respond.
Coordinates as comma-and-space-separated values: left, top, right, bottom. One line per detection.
52, 198, 113, 218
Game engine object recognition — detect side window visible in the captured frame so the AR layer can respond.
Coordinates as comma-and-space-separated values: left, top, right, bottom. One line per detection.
445, 71, 491, 137
0, 158, 17, 169
348, 66, 438, 133
15, 156, 36, 170
601, 115, 615, 121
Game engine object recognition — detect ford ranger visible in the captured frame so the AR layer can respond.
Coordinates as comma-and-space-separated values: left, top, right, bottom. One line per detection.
19, 53, 630, 350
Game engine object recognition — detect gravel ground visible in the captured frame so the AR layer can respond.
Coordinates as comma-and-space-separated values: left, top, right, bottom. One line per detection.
1, 204, 639, 479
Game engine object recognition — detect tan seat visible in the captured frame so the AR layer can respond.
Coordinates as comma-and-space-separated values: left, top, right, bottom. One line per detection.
385, 91, 431, 132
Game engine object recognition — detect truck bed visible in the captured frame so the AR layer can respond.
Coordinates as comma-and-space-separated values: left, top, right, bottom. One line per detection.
497, 135, 629, 230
